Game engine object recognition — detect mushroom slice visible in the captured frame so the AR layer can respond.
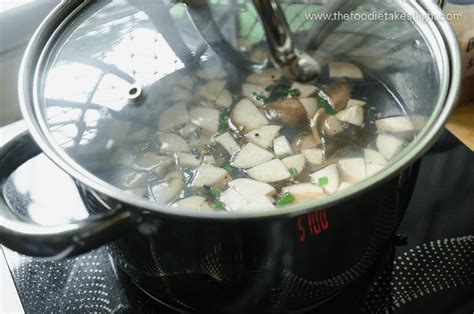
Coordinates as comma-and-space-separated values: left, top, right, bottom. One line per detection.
282, 154, 305, 174
189, 106, 220, 134
242, 83, 269, 106
244, 196, 275, 211
170, 87, 193, 102
290, 82, 318, 98
103, 120, 130, 146
134, 152, 174, 176
346, 99, 366, 108
328, 61, 364, 81
203, 155, 217, 165
376, 134, 405, 160
265, 99, 307, 126
221, 188, 247, 211
179, 123, 199, 137
231, 98, 269, 131
412, 115, 428, 130
366, 163, 385, 177
150, 171, 184, 205
338, 182, 353, 191
273, 136, 293, 157
325, 82, 351, 112
335, 105, 364, 126
215, 89, 232, 108
310, 164, 339, 194
323, 115, 344, 136
158, 133, 190, 152
215, 132, 240, 156
188, 135, 212, 148
250, 47, 269, 62
282, 183, 325, 203
197, 80, 226, 102
125, 188, 147, 197
246, 68, 282, 85
121, 171, 149, 188
364, 149, 387, 166
309, 108, 326, 144
172, 196, 206, 209
174, 153, 202, 168
246, 159, 291, 183
179, 76, 195, 91
196, 64, 226, 80
299, 98, 319, 119
292, 133, 317, 152
199, 202, 214, 211
302, 148, 324, 165
244, 125, 281, 148
375, 116, 415, 133
159, 102, 189, 131
338, 158, 367, 183
231, 143, 274, 169
228, 178, 276, 203
128, 128, 149, 142
191, 164, 230, 187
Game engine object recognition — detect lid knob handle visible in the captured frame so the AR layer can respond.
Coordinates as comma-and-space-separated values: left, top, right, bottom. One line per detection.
252, 0, 320, 81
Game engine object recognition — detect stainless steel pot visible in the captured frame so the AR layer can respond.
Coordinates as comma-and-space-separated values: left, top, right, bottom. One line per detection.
0, 0, 461, 311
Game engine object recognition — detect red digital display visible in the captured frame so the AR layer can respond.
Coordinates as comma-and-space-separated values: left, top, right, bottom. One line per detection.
297, 210, 329, 243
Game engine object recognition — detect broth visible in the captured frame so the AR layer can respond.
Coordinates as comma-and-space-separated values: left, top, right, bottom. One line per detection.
75, 59, 422, 212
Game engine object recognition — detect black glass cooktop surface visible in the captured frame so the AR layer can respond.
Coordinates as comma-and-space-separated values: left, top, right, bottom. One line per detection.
1, 124, 473, 313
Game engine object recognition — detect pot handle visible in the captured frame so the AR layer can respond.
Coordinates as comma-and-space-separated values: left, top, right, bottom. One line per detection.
0, 127, 139, 259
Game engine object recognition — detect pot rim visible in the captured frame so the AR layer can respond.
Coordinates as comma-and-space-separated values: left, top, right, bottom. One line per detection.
18, 0, 461, 220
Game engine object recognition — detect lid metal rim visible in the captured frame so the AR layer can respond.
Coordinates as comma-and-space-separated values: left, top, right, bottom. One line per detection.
18, 0, 461, 221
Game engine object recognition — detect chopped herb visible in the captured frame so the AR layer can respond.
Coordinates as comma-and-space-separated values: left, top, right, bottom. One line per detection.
276, 192, 294, 207
279, 153, 290, 159
402, 142, 409, 148
251, 91, 268, 102
265, 85, 274, 92
289, 89, 301, 97
218, 111, 229, 134
317, 95, 337, 115
223, 163, 236, 176
367, 106, 377, 117
182, 187, 202, 198
289, 167, 298, 177
214, 200, 225, 210
274, 85, 290, 98
210, 186, 221, 197
318, 176, 329, 186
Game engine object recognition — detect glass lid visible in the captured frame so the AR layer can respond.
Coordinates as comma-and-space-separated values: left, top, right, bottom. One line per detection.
35, 0, 448, 212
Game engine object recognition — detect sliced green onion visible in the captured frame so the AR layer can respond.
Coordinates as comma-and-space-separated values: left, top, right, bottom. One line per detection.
289, 89, 301, 97
317, 95, 337, 115
210, 186, 221, 197
223, 163, 236, 176
182, 187, 202, 198
214, 200, 225, 210
279, 153, 290, 160
265, 85, 274, 92
289, 167, 298, 177
276, 192, 294, 207
274, 86, 290, 97
367, 106, 377, 118
252, 91, 268, 102
318, 176, 329, 186
218, 111, 229, 134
